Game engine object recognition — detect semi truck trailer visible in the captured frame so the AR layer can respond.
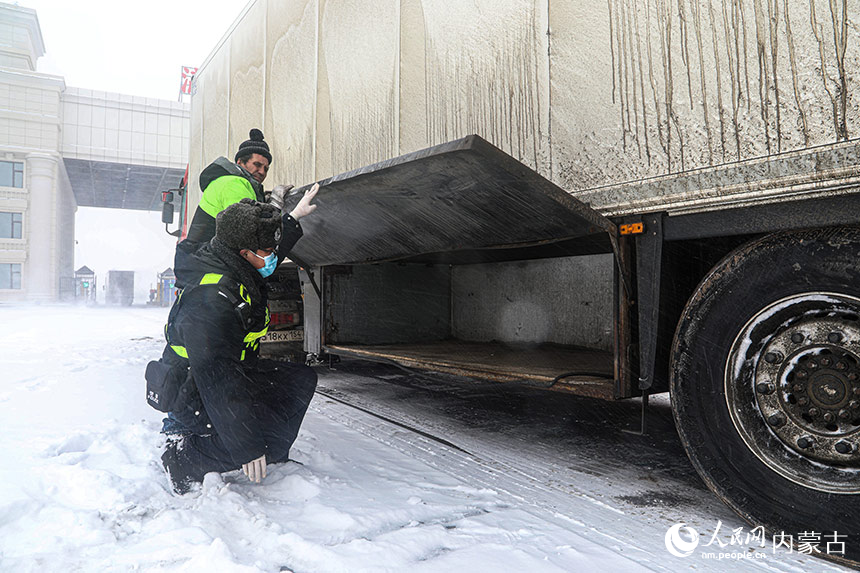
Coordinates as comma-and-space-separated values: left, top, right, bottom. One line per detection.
177, 0, 860, 564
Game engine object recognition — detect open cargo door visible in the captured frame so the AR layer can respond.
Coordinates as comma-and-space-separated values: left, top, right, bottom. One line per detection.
283, 136, 626, 398
284, 135, 616, 266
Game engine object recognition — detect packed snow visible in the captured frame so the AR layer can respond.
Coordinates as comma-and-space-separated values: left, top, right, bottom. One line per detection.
2, 303, 854, 572
0, 304, 644, 572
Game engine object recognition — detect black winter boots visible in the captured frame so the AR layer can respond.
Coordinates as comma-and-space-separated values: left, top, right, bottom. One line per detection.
161, 438, 204, 495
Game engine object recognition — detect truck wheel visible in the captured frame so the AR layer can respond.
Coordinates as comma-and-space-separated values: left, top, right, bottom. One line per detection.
671, 227, 860, 565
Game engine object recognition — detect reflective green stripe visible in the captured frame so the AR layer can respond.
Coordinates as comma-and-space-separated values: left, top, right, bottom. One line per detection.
244, 327, 269, 344
200, 273, 223, 285
170, 345, 188, 358
239, 283, 250, 304
242, 306, 269, 344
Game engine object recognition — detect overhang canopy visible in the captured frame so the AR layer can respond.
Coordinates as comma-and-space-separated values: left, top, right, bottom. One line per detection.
64, 158, 186, 211
283, 135, 615, 267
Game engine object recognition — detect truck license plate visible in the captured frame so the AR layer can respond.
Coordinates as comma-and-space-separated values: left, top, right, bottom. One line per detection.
261, 329, 304, 343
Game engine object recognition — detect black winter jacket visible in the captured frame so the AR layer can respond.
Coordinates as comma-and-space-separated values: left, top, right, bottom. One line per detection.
162, 218, 303, 465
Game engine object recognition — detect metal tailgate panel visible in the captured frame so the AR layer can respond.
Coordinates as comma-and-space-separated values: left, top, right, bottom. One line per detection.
284, 136, 615, 266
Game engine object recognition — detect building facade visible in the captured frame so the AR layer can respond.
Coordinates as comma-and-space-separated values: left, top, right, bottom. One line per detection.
0, 3, 189, 302
0, 4, 69, 301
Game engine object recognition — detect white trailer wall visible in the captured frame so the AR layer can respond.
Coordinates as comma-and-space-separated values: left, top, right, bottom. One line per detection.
451, 255, 615, 351
188, 0, 860, 214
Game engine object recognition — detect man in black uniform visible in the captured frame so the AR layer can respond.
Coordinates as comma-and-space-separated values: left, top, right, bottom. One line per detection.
149, 186, 318, 494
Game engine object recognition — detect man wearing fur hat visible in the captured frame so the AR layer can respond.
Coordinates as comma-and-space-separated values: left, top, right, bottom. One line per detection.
150, 189, 318, 494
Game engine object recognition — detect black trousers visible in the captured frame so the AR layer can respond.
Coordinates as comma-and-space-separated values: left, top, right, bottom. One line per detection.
162, 360, 317, 487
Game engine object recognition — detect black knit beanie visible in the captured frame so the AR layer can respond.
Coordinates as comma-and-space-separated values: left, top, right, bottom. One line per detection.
235, 128, 272, 164
215, 198, 281, 252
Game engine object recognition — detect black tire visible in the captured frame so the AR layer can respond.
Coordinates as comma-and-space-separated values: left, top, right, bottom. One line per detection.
671, 227, 860, 567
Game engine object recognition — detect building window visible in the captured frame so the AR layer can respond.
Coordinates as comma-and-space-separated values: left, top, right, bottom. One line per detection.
0, 161, 23, 188
0, 263, 22, 289
0, 212, 22, 238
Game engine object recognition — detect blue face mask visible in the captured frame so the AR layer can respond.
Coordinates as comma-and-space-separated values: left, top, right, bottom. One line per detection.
251, 251, 278, 278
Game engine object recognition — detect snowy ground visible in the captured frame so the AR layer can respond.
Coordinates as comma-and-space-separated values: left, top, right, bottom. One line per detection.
0, 304, 851, 572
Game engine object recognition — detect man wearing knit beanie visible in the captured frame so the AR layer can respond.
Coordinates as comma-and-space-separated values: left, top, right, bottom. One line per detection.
234, 128, 272, 170
150, 189, 319, 494
175, 129, 297, 285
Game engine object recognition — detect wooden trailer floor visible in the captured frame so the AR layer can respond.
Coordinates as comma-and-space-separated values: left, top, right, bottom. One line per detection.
325, 340, 617, 399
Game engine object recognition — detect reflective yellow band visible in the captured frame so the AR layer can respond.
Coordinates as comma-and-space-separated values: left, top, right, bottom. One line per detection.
200, 273, 223, 285
242, 307, 269, 344
244, 326, 269, 344
170, 345, 188, 358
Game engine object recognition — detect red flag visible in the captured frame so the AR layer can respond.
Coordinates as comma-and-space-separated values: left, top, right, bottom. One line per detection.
180, 66, 198, 95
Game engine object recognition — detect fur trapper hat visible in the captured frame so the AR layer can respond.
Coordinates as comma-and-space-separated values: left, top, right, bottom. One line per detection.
215, 198, 281, 252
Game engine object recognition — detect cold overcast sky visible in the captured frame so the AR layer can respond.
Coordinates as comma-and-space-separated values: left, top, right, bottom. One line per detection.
22, 0, 251, 101
17, 0, 252, 298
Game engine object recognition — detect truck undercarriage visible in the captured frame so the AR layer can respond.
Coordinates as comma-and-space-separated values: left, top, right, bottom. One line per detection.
279, 135, 860, 566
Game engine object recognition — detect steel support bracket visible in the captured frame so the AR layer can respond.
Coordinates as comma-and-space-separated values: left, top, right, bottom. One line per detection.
635, 214, 663, 392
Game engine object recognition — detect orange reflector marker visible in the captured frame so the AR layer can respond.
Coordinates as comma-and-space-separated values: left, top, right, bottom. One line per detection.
620, 222, 645, 235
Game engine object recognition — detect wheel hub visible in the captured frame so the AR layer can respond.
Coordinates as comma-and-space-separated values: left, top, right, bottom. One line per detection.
756, 322, 860, 465
807, 371, 849, 408
727, 293, 860, 493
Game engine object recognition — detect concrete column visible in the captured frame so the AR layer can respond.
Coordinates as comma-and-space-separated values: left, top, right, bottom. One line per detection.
25, 153, 58, 301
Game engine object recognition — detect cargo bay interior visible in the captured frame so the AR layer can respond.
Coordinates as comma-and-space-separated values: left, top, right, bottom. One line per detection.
286, 136, 625, 399
321, 254, 617, 396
